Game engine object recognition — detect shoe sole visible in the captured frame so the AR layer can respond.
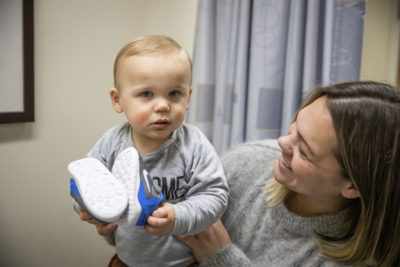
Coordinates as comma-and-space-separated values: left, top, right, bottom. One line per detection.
68, 158, 128, 223
111, 148, 142, 226
112, 147, 163, 226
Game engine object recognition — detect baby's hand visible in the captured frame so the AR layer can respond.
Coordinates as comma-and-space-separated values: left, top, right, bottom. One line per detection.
79, 206, 117, 236
144, 203, 175, 236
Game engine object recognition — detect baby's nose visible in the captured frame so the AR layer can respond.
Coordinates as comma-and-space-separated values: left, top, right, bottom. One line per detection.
154, 99, 170, 112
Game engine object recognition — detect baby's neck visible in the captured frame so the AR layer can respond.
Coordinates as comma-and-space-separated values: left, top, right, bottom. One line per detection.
131, 130, 171, 155
134, 141, 162, 154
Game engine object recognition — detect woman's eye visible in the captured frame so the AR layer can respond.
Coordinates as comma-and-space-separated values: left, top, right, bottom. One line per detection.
299, 145, 307, 157
299, 147, 311, 161
140, 91, 153, 97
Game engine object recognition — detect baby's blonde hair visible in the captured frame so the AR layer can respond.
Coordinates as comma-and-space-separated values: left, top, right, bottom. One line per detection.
113, 34, 192, 89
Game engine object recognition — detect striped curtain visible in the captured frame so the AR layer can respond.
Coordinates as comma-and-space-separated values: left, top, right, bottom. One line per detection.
188, 0, 366, 153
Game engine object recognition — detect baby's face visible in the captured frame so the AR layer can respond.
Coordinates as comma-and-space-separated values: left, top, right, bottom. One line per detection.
114, 53, 192, 150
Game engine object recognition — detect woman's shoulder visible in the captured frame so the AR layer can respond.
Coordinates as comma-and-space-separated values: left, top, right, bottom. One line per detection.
221, 140, 281, 167
220, 140, 281, 188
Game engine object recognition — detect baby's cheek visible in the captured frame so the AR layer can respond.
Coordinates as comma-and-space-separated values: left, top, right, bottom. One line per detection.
129, 110, 149, 125
175, 107, 187, 122
175, 114, 185, 125
136, 112, 149, 124
137, 113, 148, 124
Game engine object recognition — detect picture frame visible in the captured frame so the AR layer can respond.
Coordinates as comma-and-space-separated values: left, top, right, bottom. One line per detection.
0, 0, 34, 123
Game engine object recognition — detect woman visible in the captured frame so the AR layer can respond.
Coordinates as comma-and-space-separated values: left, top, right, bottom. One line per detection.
177, 81, 400, 266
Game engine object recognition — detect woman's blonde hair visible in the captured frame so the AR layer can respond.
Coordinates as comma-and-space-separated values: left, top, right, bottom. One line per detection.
113, 34, 192, 89
265, 81, 400, 266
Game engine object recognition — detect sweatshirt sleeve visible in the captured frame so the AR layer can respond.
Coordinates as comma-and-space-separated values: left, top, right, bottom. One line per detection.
171, 125, 229, 235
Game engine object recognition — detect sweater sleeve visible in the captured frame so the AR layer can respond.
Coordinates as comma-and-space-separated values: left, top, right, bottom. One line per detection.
199, 140, 280, 266
200, 245, 251, 267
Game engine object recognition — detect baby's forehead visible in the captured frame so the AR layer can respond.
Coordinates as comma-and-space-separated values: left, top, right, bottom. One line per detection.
126, 52, 191, 74
119, 52, 191, 83
131, 50, 190, 66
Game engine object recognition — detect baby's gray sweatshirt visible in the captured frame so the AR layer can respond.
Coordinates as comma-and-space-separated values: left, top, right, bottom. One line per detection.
201, 140, 353, 267
87, 122, 228, 267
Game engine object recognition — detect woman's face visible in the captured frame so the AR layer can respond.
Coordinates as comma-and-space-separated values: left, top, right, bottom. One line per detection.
273, 96, 354, 211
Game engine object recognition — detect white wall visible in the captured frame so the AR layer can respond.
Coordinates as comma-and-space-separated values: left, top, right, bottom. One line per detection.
361, 0, 400, 84
0, 1, 198, 266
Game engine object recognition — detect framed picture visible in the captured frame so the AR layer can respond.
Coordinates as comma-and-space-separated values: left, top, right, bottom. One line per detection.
0, 0, 34, 123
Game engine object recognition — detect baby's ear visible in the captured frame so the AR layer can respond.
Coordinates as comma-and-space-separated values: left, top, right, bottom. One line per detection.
110, 88, 123, 113
186, 88, 193, 110
341, 181, 360, 199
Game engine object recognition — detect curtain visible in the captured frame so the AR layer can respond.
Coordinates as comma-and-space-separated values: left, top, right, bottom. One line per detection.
187, 0, 366, 153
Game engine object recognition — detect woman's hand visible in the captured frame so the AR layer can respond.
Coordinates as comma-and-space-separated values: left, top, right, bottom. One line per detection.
176, 219, 232, 263
79, 206, 118, 236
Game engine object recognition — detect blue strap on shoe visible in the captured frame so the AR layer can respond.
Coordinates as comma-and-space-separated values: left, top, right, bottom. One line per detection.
70, 178, 81, 198
70, 178, 84, 209
136, 180, 164, 226
135, 155, 164, 226
69, 178, 108, 224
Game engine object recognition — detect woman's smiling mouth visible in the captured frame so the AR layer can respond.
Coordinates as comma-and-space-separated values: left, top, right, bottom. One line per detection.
280, 155, 292, 171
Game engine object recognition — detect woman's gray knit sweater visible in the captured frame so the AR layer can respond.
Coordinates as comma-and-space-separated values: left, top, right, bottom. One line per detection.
201, 140, 352, 267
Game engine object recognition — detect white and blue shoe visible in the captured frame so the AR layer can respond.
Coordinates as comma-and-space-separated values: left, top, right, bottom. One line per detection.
68, 147, 163, 226
111, 147, 163, 227
68, 158, 128, 223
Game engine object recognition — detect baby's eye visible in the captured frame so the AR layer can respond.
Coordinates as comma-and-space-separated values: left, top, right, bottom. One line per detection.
169, 90, 181, 97
140, 91, 153, 97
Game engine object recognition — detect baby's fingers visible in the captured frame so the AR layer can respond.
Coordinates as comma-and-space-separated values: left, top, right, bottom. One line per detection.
96, 222, 118, 236
147, 215, 168, 227
79, 207, 95, 223
152, 203, 169, 218
144, 224, 165, 236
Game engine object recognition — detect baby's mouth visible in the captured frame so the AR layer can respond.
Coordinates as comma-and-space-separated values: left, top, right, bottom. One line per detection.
154, 120, 169, 125
151, 120, 171, 128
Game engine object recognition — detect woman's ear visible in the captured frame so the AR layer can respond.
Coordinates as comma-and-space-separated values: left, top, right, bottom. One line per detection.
341, 181, 360, 199
110, 88, 123, 113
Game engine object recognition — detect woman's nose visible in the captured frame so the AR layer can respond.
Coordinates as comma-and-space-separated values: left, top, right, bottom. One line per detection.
278, 134, 294, 155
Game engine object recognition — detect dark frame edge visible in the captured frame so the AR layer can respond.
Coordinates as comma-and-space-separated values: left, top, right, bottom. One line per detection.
0, 0, 34, 124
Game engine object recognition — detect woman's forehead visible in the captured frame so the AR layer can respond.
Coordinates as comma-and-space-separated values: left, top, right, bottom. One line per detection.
297, 97, 337, 156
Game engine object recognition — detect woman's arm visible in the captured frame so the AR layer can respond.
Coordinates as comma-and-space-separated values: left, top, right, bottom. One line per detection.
176, 220, 251, 267
177, 140, 280, 266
